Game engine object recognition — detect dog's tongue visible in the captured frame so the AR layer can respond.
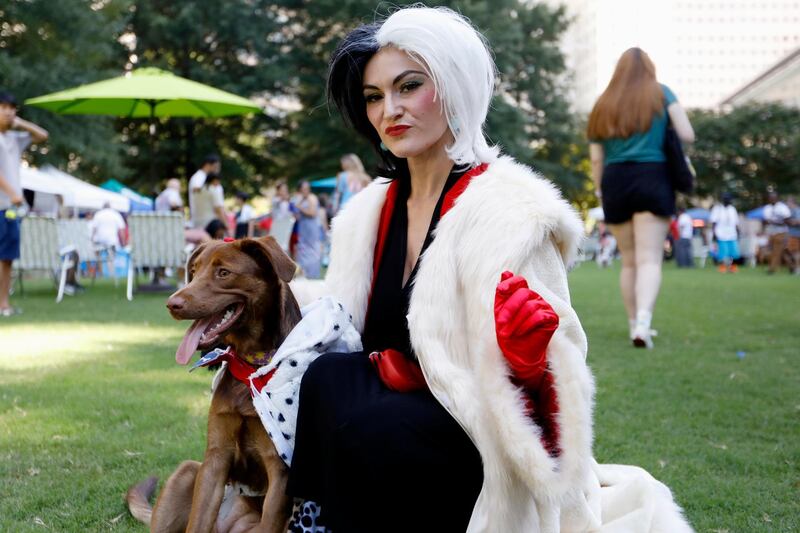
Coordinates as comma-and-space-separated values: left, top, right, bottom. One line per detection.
176, 317, 214, 365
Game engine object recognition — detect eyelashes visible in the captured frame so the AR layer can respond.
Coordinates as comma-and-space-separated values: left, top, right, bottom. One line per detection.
363, 79, 425, 103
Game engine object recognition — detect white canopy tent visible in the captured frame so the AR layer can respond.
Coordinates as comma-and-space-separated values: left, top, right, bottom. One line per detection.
20, 165, 130, 213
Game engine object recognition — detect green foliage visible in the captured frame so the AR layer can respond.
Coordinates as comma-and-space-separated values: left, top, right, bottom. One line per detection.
3, 1, 588, 199
284, 1, 587, 195
0, 0, 131, 180
688, 103, 800, 208
1, 266, 799, 531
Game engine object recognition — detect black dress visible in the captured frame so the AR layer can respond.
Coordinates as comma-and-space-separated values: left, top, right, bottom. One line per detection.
287, 170, 484, 532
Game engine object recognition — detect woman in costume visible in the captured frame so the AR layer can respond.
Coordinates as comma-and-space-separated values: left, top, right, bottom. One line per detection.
289, 7, 693, 533
588, 48, 695, 348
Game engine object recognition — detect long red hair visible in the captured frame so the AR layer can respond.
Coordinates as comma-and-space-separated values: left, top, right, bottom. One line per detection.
587, 48, 664, 140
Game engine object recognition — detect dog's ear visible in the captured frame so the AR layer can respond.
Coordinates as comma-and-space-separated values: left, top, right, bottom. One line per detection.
239, 236, 297, 283
185, 242, 208, 283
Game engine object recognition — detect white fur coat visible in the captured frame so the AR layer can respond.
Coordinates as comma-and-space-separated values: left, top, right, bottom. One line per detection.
291, 156, 693, 533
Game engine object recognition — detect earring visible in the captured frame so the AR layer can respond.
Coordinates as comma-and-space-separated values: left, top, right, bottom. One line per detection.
380, 142, 388, 151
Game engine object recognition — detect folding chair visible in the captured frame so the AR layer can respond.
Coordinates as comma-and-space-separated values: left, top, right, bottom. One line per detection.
126, 212, 186, 301
16, 216, 76, 302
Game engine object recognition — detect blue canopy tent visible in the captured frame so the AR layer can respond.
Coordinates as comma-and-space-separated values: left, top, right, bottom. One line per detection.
309, 176, 337, 192
100, 179, 153, 211
746, 206, 764, 220
686, 207, 710, 222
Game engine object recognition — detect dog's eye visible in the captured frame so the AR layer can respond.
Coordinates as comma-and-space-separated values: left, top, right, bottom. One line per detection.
217, 268, 231, 278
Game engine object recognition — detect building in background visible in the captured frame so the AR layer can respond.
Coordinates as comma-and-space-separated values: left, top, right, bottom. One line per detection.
549, 0, 800, 112
721, 47, 800, 107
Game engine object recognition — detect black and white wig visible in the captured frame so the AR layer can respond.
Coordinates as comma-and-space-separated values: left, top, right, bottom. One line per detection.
327, 6, 499, 178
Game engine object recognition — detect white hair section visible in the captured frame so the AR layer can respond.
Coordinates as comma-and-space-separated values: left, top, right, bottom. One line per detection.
376, 6, 499, 167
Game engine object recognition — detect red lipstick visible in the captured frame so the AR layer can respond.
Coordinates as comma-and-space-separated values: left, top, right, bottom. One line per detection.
385, 125, 411, 136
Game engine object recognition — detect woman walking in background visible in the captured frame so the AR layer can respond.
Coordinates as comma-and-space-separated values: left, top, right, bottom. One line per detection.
588, 47, 695, 348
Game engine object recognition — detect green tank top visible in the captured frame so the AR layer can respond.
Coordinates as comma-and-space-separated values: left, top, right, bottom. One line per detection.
600, 84, 677, 165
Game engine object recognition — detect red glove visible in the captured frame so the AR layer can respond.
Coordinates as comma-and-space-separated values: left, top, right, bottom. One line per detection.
495, 271, 561, 455
369, 349, 427, 392
494, 271, 559, 388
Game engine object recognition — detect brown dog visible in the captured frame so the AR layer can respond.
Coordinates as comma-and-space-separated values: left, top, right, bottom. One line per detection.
127, 236, 301, 533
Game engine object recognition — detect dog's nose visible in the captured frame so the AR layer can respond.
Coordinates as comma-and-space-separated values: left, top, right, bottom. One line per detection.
166, 295, 186, 313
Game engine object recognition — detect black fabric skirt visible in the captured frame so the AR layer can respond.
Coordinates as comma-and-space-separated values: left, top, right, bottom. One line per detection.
601, 161, 675, 224
287, 352, 483, 532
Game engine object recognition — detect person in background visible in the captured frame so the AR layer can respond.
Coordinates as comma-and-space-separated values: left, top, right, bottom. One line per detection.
90, 202, 127, 250
293, 180, 322, 279
675, 206, 694, 268
154, 178, 183, 213
587, 47, 695, 348
786, 196, 800, 275
0, 90, 49, 316
332, 153, 372, 215
188, 154, 225, 231
710, 193, 740, 273
234, 191, 255, 239
267, 180, 295, 252
763, 190, 792, 274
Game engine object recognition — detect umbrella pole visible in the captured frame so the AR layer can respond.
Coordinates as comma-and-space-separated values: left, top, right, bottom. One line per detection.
149, 102, 156, 182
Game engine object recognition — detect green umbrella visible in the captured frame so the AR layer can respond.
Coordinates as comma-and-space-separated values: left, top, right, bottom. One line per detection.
25, 67, 261, 179
25, 67, 261, 118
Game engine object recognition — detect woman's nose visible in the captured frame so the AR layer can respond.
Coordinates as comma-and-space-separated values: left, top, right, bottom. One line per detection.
383, 94, 402, 120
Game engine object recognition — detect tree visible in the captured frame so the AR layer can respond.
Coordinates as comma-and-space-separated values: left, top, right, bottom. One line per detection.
281, 1, 587, 197
0, 0, 130, 181
688, 103, 800, 209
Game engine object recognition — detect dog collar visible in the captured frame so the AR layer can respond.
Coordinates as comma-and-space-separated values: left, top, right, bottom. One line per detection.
190, 346, 276, 393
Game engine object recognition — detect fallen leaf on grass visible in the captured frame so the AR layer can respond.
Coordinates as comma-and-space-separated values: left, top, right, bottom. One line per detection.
709, 441, 728, 450
28, 467, 40, 476
51, 435, 67, 441
710, 529, 729, 533
763, 513, 772, 522
123, 449, 143, 457
33, 516, 47, 527
109, 513, 125, 524
658, 459, 668, 469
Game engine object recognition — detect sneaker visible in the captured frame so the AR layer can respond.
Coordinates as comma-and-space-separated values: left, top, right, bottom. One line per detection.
632, 310, 655, 349
729, 264, 739, 273
0, 306, 22, 317
63, 284, 75, 296
718, 265, 727, 273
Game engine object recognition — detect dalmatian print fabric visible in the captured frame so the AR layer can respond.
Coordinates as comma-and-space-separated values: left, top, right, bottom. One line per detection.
288, 499, 326, 532
249, 296, 362, 466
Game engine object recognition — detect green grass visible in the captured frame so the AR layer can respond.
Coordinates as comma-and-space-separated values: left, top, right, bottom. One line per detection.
0, 265, 798, 532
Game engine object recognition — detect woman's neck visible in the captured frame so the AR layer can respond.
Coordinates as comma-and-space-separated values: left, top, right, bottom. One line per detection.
407, 138, 455, 201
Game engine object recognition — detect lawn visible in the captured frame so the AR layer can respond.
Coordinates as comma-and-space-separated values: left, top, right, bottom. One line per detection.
0, 264, 797, 532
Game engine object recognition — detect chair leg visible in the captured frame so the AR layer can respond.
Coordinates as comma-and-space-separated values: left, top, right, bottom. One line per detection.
57, 261, 69, 303
127, 261, 134, 301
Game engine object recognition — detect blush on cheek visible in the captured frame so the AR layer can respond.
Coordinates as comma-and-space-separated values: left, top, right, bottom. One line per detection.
414, 85, 440, 115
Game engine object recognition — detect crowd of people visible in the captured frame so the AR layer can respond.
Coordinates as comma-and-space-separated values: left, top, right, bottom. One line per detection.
149, 152, 372, 280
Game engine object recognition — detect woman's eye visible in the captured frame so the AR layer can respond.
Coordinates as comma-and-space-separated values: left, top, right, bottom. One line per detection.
400, 80, 422, 92
364, 93, 382, 103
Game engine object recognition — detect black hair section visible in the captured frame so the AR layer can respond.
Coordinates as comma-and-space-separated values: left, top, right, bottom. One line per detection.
0, 91, 18, 108
327, 22, 409, 182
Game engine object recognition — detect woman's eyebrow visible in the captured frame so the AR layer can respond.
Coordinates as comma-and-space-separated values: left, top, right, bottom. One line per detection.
363, 69, 428, 91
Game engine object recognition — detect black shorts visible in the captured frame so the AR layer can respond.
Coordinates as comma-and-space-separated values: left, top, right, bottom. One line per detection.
601, 162, 675, 224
